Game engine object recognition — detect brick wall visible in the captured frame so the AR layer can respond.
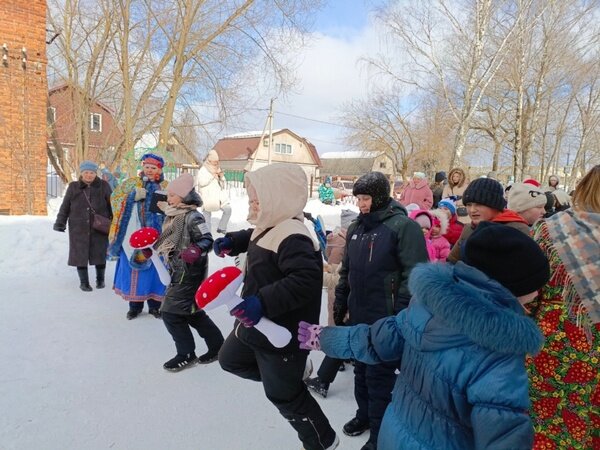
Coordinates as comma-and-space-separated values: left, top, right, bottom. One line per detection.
0, 1, 48, 215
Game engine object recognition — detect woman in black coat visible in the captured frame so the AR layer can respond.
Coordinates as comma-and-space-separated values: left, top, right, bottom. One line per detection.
53, 161, 113, 291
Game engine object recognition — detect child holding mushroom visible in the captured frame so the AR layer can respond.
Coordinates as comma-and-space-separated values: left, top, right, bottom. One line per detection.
213, 163, 339, 450
151, 172, 224, 371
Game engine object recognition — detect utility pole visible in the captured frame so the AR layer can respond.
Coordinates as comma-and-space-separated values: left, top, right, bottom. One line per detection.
267, 97, 275, 165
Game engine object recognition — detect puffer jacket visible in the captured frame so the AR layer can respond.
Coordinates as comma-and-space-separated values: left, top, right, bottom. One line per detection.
320, 262, 543, 450
335, 199, 428, 325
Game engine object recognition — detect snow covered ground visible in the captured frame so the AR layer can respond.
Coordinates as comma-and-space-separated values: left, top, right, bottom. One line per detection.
0, 191, 368, 450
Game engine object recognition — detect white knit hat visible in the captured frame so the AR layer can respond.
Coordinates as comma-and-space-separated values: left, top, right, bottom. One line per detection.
507, 182, 546, 212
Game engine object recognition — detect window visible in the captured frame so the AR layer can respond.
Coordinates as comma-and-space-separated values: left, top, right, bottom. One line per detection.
275, 143, 292, 154
47, 106, 56, 124
263, 138, 269, 147
90, 113, 102, 132
379, 161, 387, 169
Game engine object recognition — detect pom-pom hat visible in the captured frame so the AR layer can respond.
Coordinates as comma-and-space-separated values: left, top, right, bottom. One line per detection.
463, 222, 550, 297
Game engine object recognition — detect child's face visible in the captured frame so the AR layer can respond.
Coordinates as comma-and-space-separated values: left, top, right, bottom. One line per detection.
167, 192, 183, 205
440, 207, 452, 220
430, 225, 441, 236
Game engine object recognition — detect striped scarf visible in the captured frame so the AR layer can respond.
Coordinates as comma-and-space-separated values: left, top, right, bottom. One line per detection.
154, 204, 195, 264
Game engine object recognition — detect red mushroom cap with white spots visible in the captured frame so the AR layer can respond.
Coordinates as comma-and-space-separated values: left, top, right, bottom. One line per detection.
196, 266, 243, 309
129, 227, 160, 249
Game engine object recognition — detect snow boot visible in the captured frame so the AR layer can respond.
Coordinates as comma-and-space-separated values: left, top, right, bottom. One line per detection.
148, 308, 162, 319
305, 377, 330, 399
197, 350, 219, 364
301, 434, 339, 450
126, 310, 140, 320
95, 265, 106, 289
163, 353, 198, 372
342, 417, 370, 437
77, 267, 93, 292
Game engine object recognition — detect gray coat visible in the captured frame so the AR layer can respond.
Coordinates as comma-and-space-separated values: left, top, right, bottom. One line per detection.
54, 177, 113, 267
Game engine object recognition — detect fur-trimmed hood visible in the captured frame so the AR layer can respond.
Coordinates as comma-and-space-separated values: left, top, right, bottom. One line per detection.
405, 262, 544, 355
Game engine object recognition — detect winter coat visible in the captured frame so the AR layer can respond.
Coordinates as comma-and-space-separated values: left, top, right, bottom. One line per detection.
447, 211, 530, 263
526, 215, 600, 449
442, 168, 469, 206
430, 182, 444, 208
160, 191, 214, 315
318, 184, 335, 204
195, 165, 229, 212
335, 199, 429, 325
320, 262, 542, 450
399, 179, 433, 210
444, 214, 464, 246
430, 235, 451, 262
54, 177, 112, 267
224, 164, 322, 353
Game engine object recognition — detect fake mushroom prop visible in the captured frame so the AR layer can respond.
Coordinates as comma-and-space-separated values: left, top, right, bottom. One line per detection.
129, 227, 171, 286
196, 266, 292, 348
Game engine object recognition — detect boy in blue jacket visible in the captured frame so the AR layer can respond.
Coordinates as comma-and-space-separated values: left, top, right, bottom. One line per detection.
299, 222, 550, 450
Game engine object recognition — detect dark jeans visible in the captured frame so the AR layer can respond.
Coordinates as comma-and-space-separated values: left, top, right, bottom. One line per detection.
162, 310, 224, 356
219, 330, 336, 450
129, 299, 161, 312
317, 356, 343, 384
354, 360, 398, 446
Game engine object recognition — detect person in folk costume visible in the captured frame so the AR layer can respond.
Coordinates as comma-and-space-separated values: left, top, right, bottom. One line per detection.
213, 163, 340, 450
108, 153, 168, 320
195, 150, 231, 234
526, 165, 600, 450
54, 160, 112, 291
149, 173, 224, 372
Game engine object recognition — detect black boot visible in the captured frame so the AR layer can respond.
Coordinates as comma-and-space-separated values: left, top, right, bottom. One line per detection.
95, 264, 106, 289
77, 267, 93, 292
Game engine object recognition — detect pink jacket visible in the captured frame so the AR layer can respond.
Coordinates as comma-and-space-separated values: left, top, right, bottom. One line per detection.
429, 235, 451, 262
400, 179, 433, 210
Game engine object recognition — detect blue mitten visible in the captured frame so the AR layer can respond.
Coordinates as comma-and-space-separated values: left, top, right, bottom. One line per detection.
213, 236, 233, 257
230, 295, 263, 327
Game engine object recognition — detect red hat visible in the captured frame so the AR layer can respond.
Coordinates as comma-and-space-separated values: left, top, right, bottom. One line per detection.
522, 178, 541, 188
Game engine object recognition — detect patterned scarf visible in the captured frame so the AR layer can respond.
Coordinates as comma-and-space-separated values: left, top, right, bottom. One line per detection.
154, 204, 196, 263
545, 210, 600, 326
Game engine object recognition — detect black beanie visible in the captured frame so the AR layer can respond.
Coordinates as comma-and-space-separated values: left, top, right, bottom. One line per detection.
434, 171, 447, 183
462, 178, 505, 211
353, 171, 391, 211
463, 222, 550, 297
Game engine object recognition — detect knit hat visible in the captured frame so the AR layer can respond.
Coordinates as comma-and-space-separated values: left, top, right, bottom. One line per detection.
523, 178, 541, 188
413, 171, 426, 179
507, 183, 547, 213
340, 209, 358, 230
353, 171, 391, 211
79, 160, 98, 172
414, 213, 432, 229
462, 178, 505, 211
434, 171, 447, 183
438, 199, 456, 216
141, 153, 164, 169
167, 172, 194, 198
463, 222, 550, 297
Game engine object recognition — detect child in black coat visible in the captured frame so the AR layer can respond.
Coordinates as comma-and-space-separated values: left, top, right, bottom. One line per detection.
153, 173, 224, 372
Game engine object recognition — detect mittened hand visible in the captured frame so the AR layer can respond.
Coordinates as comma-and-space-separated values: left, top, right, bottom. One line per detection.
141, 248, 153, 258
180, 244, 203, 264
298, 321, 323, 351
53, 223, 66, 232
230, 295, 262, 327
213, 236, 233, 257
135, 187, 147, 201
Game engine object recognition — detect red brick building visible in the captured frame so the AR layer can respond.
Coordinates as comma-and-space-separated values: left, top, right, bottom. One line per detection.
0, 1, 48, 215
48, 84, 123, 169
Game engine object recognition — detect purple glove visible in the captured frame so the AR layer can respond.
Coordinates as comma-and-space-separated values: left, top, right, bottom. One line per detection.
230, 295, 263, 327
141, 248, 152, 258
213, 236, 233, 257
298, 321, 323, 351
180, 244, 203, 264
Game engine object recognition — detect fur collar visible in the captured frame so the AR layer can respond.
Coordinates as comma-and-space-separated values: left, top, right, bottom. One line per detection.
408, 262, 544, 355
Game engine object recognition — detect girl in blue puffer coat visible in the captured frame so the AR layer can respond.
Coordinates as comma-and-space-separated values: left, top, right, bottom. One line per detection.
298, 222, 551, 450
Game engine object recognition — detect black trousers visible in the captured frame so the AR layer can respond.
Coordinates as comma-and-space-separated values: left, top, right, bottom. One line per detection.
353, 360, 398, 446
317, 355, 343, 384
219, 330, 336, 450
162, 310, 224, 356
129, 299, 162, 312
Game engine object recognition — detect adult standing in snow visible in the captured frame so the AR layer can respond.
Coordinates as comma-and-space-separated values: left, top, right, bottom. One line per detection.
334, 171, 429, 450
430, 171, 446, 208
108, 153, 168, 320
398, 172, 433, 210
442, 167, 469, 219
214, 163, 339, 450
54, 160, 112, 291
195, 150, 231, 234
526, 165, 600, 449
